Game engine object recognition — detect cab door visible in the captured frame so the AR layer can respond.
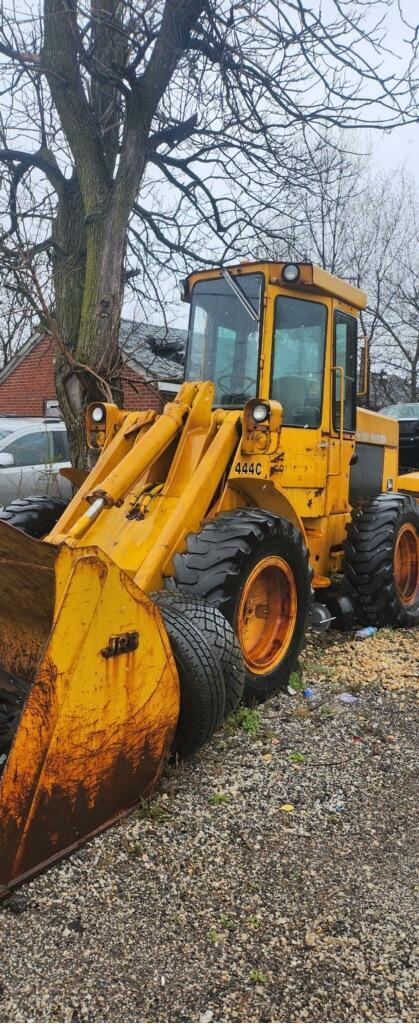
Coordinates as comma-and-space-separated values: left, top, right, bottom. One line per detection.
326, 308, 357, 513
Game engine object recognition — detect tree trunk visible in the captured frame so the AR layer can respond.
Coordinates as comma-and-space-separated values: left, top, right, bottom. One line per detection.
52, 185, 127, 467
41, 0, 205, 468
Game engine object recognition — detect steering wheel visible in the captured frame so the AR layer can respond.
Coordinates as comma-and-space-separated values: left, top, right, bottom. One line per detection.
216, 373, 255, 397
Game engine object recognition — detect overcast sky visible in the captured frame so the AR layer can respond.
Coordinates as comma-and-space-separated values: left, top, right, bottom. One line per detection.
367, 0, 418, 184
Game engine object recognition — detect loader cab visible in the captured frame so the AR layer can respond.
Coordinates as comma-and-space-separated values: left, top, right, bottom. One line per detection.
182, 261, 366, 433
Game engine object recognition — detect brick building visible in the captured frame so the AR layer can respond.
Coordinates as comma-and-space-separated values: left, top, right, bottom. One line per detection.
0, 319, 186, 418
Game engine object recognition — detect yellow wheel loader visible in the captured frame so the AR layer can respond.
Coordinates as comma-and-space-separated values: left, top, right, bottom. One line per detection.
1, 260, 418, 897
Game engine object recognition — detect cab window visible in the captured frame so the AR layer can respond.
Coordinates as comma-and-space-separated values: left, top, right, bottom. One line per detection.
333, 312, 357, 432
185, 274, 263, 407
271, 297, 327, 427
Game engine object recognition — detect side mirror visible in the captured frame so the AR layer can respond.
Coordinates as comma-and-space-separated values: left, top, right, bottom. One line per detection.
0, 452, 15, 468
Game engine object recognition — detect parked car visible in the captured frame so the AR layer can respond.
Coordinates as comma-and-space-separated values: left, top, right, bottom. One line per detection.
380, 402, 419, 472
0, 417, 72, 504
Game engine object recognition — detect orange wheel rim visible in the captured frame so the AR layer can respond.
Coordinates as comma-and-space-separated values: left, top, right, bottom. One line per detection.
394, 524, 419, 606
237, 556, 297, 675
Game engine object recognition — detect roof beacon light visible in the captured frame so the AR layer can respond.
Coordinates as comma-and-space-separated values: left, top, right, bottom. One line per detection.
282, 263, 300, 283
92, 406, 105, 423
252, 403, 270, 424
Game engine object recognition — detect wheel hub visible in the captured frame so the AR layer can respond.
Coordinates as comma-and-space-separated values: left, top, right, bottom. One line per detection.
237, 555, 297, 674
394, 524, 419, 606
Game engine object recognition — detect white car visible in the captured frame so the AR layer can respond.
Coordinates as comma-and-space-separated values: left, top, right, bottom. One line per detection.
0, 417, 72, 504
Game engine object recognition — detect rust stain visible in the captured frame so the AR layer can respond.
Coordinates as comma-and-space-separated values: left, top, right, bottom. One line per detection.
0, 739, 168, 898
0, 693, 176, 896
12, 738, 162, 878
0, 522, 55, 681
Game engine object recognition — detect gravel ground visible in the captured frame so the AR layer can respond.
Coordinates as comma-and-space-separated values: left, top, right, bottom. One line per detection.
0, 626, 418, 1024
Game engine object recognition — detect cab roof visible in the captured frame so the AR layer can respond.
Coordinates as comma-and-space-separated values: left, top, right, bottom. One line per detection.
185, 261, 367, 312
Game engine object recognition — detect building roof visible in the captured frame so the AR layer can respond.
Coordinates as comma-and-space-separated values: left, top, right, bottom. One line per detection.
0, 319, 188, 385
119, 320, 187, 382
0, 330, 41, 385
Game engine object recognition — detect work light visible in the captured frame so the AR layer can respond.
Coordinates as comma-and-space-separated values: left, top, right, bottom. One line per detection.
92, 406, 105, 423
252, 403, 270, 423
282, 263, 300, 283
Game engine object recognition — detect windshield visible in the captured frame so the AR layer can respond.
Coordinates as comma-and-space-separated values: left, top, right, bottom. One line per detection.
381, 403, 419, 418
0, 430, 13, 442
184, 273, 263, 407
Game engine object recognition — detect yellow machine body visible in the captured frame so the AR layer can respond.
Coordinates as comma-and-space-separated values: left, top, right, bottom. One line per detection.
0, 260, 418, 896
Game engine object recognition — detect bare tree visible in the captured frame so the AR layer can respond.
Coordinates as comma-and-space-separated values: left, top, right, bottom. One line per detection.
369, 238, 419, 403
0, 0, 417, 462
327, 169, 418, 404
0, 267, 34, 368
256, 132, 418, 405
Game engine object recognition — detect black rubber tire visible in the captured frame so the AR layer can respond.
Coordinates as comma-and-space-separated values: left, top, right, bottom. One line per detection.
0, 496, 67, 538
170, 508, 312, 703
343, 493, 419, 627
152, 591, 245, 716
155, 604, 225, 758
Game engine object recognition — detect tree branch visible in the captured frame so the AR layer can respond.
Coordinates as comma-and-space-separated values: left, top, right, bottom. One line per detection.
0, 147, 66, 192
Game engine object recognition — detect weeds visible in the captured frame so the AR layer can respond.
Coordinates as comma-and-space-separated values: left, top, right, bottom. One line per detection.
135, 798, 171, 823
288, 669, 304, 691
228, 706, 262, 734
288, 751, 305, 763
250, 969, 268, 984
319, 704, 334, 718
220, 913, 235, 931
127, 843, 142, 858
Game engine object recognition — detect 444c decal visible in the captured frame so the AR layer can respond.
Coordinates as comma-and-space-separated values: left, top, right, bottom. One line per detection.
234, 460, 262, 476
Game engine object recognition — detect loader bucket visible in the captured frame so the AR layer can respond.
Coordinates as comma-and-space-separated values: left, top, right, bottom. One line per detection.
0, 525, 179, 899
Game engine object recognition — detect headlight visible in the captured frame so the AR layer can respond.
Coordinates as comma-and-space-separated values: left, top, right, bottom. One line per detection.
282, 263, 300, 283
252, 403, 270, 423
92, 405, 105, 423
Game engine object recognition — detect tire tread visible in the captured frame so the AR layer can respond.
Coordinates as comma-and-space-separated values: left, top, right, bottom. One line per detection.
343, 493, 419, 626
